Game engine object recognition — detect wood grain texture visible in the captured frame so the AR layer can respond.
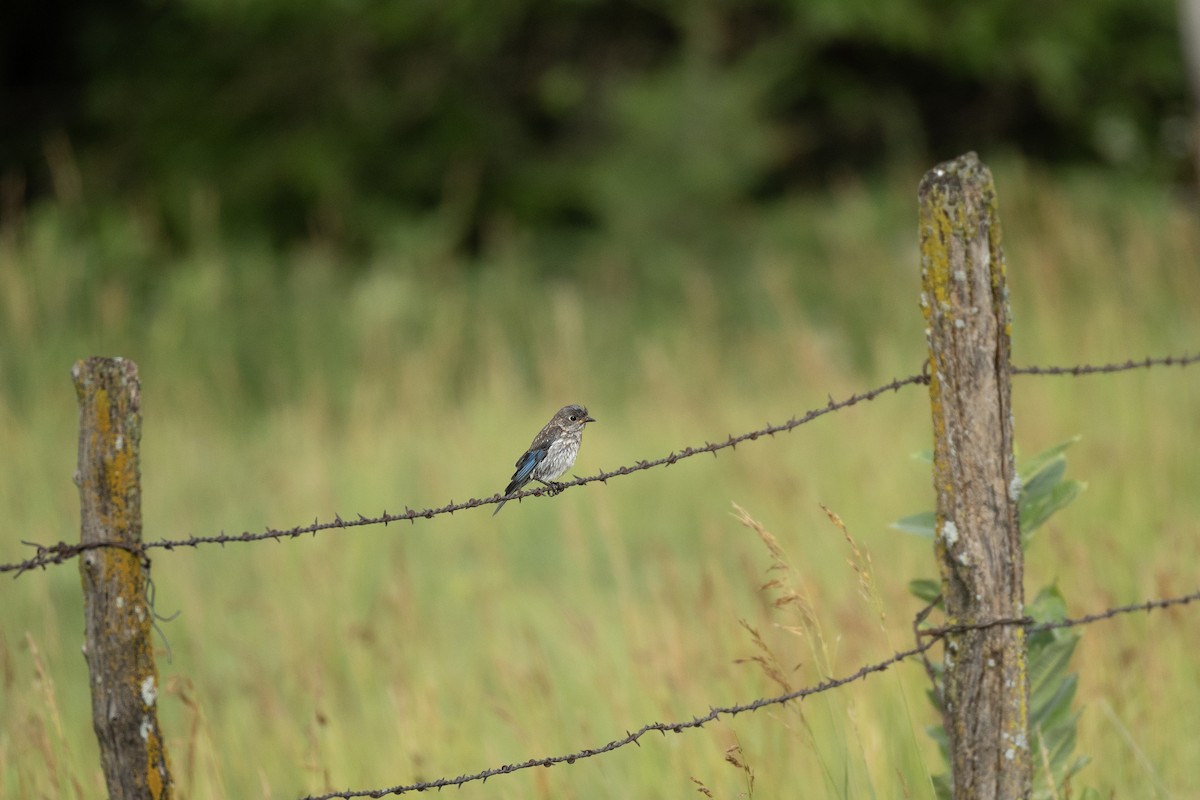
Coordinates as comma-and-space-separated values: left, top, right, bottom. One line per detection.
74, 357, 173, 799
919, 154, 1030, 800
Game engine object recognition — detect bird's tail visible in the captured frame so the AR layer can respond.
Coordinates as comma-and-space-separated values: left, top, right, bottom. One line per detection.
492, 498, 508, 516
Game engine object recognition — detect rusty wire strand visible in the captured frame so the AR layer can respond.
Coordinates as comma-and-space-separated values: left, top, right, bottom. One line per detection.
4, 351, 1197, 578
297, 586, 1199, 799
301, 645, 937, 799
3, 372, 925, 577
915, 587, 1200, 640
1011, 352, 1200, 377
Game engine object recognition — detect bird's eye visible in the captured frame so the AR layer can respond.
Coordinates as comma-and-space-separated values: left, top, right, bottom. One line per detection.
569, 415, 578, 421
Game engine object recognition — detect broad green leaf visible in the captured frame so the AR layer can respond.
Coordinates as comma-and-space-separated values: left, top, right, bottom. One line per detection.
908, 578, 942, 604
1039, 712, 1081, 777
1021, 456, 1066, 504
1019, 436, 1081, 482
1030, 637, 1078, 712
891, 511, 936, 537
902, 441, 1092, 797
1028, 584, 1069, 624
1022, 479, 1086, 538
1032, 673, 1078, 730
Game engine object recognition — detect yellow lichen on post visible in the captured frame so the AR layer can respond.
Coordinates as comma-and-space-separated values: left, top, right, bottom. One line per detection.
74, 357, 174, 800
918, 154, 1029, 799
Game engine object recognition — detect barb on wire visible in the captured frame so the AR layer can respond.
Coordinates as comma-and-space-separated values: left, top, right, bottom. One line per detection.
1012, 352, 1200, 377
4, 350, 1197, 578
5, 539, 143, 578
297, 587, 1199, 799
1030, 588, 1200, 631
907, 587, 1200, 642
298, 641, 937, 800
3, 372, 928, 577
915, 587, 1200, 639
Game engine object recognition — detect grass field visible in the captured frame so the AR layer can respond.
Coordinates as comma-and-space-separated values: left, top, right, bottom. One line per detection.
2, 158, 1198, 798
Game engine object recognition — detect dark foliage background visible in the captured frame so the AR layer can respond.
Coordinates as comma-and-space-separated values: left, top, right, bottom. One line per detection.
1, 0, 1190, 259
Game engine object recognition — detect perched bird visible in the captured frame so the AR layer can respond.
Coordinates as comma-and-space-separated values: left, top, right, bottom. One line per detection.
493, 404, 596, 516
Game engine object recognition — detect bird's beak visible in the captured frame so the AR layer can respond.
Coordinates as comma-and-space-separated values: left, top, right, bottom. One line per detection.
584, 415, 596, 424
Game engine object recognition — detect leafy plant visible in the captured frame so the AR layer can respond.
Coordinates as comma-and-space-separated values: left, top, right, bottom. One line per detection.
892, 437, 1085, 546
893, 439, 1092, 799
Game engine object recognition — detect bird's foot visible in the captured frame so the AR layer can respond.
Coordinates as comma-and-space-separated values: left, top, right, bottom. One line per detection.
539, 480, 566, 496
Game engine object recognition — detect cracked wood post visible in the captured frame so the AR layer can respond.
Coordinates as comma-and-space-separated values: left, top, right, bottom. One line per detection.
74, 357, 174, 799
918, 153, 1029, 799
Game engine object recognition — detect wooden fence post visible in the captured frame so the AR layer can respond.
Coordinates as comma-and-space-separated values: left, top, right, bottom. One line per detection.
74, 357, 173, 799
918, 153, 1029, 799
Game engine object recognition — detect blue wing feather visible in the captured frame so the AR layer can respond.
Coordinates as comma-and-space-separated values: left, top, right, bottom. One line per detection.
507, 447, 548, 493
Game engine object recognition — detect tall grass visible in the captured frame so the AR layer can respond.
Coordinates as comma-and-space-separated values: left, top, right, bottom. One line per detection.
1, 160, 1198, 798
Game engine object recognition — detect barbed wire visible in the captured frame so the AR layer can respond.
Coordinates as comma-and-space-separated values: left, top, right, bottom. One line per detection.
2, 372, 925, 577
302, 642, 936, 800
1011, 352, 1200, 377
917, 587, 1200, 639
297, 586, 1200, 799
3, 351, 1196, 579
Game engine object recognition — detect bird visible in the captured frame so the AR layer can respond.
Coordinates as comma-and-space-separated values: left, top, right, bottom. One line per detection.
493, 404, 596, 516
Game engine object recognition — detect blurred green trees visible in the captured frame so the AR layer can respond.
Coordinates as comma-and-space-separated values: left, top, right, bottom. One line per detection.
1, 0, 1190, 257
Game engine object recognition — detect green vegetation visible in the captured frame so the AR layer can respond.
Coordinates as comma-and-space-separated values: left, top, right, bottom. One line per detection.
897, 440, 1094, 799
3, 0, 1189, 252
2, 161, 1199, 797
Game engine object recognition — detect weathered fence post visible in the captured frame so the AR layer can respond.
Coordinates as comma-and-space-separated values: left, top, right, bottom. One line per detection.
74, 357, 173, 799
918, 153, 1029, 799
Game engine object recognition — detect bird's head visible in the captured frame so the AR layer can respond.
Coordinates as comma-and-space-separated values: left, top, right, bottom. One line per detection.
557, 404, 596, 431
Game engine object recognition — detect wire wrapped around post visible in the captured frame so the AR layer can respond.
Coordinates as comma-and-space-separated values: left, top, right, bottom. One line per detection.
74, 357, 173, 799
